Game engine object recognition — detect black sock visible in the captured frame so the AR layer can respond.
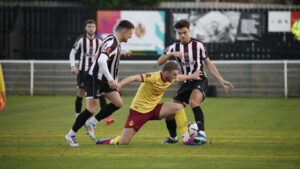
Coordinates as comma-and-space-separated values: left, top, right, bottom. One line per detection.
95, 103, 120, 121
75, 96, 83, 113
192, 106, 205, 131
72, 109, 93, 132
99, 96, 107, 108
165, 119, 177, 138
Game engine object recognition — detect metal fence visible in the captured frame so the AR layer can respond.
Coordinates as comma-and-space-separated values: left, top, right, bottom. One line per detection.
1, 60, 300, 98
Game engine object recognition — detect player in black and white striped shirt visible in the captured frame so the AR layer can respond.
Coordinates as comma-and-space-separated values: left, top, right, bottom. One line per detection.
158, 19, 234, 144
69, 19, 107, 118
65, 20, 134, 147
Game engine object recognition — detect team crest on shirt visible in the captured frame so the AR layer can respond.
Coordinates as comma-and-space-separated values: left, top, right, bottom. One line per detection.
145, 74, 151, 78
180, 60, 196, 67
184, 51, 189, 58
129, 120, 134, 126
74, 41, 78, 48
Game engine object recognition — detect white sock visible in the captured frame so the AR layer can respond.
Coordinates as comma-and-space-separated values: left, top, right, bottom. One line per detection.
75, 113, 80, 118
88, 117, 99, 126
182, 133, 189, 142
68, 129, 76, 136
170, 136, 178, 141
199, 130, 206, 137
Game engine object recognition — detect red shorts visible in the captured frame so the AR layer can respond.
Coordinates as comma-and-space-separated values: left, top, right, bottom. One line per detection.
124, 103, 163, 131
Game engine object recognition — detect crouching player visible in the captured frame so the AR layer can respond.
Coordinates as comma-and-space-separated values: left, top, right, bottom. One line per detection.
96, 61, 204, 145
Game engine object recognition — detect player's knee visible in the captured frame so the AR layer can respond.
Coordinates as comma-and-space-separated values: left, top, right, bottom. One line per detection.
87, 108, 97, 114
119, 141, 129, 145
118, 139, 129, 145
189, 98, 201, 107
77, 89, 85, 97
114, 100, 123, 108
87, 104, 97, 114
174, 104, 184, 113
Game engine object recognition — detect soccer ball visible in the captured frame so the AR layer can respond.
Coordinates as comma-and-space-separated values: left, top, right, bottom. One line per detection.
188, 122, 199, 138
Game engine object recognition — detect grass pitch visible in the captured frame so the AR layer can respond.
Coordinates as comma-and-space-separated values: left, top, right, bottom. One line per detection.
0, 96, 300, 169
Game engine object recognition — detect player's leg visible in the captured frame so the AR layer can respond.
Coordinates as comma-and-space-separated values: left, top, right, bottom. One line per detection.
162, 82, 191, 144
75, 88, 85, 118
159, 102, 191, 143
159, 102, 183, 119
161, 115, 178, 144
96, 107, 148, 145
161, 100, 184, 144
98, 91, 115, 125
75, 71, 85, 118
174, 108, 190, 143
159, 102, 182, 143
118, 128, 137, 145
98, 92, 115, 125
161, 99, 188, 144
96, 127, 137, 146
86, 91, 122, 127
66, 98, 98, 146
99, 95, 107, 108
66, 75, 100, 145
189, 89, 207, 143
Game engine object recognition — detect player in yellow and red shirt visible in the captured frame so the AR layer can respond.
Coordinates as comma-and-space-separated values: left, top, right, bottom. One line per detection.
96, 61, 204, 145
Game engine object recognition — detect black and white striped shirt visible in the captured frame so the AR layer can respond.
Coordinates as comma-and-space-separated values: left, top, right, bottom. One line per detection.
69, 35, 102, 71
164, 38, 208, 79
88, 34, 121, 82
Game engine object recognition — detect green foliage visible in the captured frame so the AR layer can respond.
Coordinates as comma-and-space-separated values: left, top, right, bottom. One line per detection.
0, 96, 300, 169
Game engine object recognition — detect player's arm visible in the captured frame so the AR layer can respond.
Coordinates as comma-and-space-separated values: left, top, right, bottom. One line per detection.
204, 57, 234, 92
176, 69, 203, 82
69, 38, 81, 74
118, 75, 142, 88
98, 53, 118, 90
121, 50, 131, 57
69, 49, 79, 74
157, 52, 182, 66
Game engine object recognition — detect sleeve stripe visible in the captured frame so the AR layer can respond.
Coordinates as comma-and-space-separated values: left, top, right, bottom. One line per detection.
140, 74, 144, 82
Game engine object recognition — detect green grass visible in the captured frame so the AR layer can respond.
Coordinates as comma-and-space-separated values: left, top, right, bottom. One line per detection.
0, 96, 300, 169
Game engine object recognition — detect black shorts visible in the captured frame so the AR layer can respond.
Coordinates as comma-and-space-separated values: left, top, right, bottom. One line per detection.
84, 74, 116, 99
173, 79, 208, 106
77, 71, 86, 89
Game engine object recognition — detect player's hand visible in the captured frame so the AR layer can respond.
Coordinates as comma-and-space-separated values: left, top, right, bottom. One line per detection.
121, 50, 132, 57
222, 81, 234, 93
115, 83, 120, 92
172, 52, 182, 59
191, 69, 203, 80
108, 80, 118, 90
71, 66, 79, 74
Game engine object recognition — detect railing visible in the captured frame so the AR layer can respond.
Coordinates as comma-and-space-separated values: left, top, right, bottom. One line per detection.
1, 60, 300, 98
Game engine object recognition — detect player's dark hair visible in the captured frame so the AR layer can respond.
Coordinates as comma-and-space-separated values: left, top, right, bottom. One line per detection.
175, 19, 190, 29
115, 20, 135, 32
163, 61, 179, 72
85, 19, 96, 26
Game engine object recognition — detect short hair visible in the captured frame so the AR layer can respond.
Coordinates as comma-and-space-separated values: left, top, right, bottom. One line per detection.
115, 20, 135, 32
163, 61, 179, 72
85, 19, 96, 26
175, 19, 190, 29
